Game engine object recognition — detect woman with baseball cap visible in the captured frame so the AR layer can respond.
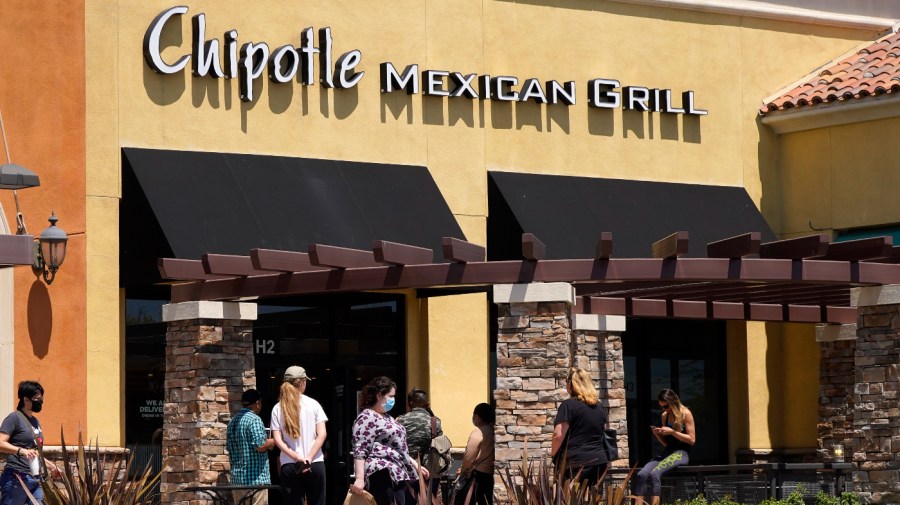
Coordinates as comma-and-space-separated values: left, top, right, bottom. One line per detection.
271, 366, 328, 505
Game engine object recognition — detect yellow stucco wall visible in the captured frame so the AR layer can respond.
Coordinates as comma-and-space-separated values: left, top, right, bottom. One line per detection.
729, 321, 819, 454
777, 117, 900, 237
426, 293, 489, 447
85, 0, 123, 445
84, 0, 880, 446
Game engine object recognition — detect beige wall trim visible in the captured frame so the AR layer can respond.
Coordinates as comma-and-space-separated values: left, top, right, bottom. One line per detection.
162, 301, 258, 322
572, 314, 627, 332
851, 285, 900, 307
0, 202, 12, 413
761, 93, 900, 134
493, 283, 575, 305
608, 0, 898, 29
815, 323, 858, 342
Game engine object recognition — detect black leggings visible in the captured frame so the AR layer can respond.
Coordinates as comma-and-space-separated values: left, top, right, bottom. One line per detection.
280, 461, 326, 505
367, 469, 406, 505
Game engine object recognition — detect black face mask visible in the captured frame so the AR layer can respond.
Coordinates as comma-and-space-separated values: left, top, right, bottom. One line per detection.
30, 400, 43, 413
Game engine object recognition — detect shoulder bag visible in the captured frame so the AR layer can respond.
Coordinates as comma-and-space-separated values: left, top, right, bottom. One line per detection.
425, 416, 452, 475
602, 427, 618, 461
15, 410, 46, 477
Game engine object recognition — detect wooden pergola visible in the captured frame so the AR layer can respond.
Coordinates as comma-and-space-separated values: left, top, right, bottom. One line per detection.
158, 231, 900, 324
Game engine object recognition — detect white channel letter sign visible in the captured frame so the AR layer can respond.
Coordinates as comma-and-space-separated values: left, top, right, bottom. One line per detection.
143, 6, 364, 102
143, 6, 708, 115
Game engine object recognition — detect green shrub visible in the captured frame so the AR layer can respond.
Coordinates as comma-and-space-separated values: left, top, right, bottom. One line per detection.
814, 491, 861, 505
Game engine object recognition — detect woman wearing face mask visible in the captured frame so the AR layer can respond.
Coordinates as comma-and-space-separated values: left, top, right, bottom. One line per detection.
349, 376, 428, 505
0, 381, 48, 505
634, 389, 695, 505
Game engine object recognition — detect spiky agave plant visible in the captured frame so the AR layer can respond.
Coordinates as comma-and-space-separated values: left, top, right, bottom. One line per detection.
498, 445, 645, 505
21, 428, 159, 505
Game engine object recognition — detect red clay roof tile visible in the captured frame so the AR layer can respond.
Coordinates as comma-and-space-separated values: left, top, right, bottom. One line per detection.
761, 29, 900, 114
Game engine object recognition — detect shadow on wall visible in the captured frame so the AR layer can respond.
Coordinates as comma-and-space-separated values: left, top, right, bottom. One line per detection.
27, 280, 52, 358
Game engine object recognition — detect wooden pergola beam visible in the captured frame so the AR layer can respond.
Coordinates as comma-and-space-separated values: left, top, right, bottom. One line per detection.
373, 240, 433, 266
250, 249, 331, 272
202, 254, 270, 276
759, 233, 830, 259
707, 232, 761, 258
820, 236, 892, 261
579, 296, 856, 323
308, 244, 379, 269
169, 257, 900, 302
442, 237, 485, 263
158, 258, 231, 281
596, 232, 613, 260
652, 231, 689, 259
522, 233, 546, 261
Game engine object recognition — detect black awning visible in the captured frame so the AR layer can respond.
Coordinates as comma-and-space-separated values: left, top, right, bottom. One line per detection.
488, 172, 776, 260
121, 148, 465, 288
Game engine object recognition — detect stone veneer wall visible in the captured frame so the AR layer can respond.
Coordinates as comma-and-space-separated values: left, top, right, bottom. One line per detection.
571, 330, 628, 466
495, 301, 572, 493
848, 304, 900, 504
494, 299, 627, 499
818, 338, 856, 464
162, 318, 256, 505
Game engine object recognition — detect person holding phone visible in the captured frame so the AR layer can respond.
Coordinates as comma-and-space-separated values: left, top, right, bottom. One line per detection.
634, 389, 696, 505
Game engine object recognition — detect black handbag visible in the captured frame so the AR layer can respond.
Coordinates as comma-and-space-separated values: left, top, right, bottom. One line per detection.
603, 428, 618, 461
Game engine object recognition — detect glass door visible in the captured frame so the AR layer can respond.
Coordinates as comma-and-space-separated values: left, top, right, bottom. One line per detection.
623, 319, 728, 464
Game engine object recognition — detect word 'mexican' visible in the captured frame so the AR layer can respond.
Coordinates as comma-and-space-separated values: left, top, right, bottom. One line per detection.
143, 6, 708, 115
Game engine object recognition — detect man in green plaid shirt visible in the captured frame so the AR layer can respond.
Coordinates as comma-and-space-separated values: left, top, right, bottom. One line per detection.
227, 389, 275, 505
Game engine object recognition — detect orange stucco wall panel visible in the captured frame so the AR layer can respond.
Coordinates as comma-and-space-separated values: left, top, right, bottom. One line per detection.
0, 0, 87, 444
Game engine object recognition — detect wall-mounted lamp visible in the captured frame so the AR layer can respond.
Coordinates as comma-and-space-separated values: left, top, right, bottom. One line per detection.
32, 212, 67, 285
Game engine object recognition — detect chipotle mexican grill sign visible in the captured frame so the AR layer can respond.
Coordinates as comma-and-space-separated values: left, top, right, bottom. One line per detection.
144, 6, 708, 115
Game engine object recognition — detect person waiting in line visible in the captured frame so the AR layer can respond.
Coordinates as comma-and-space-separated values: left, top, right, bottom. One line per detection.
550, 368, 609, 486
397, 388, 444, 501
349, 376, 429, 505
227, 389, 276, 505
456, 403, 495, 505
0, 381, 59, 505
634, 388, 696, 505
271, 366, 328, 505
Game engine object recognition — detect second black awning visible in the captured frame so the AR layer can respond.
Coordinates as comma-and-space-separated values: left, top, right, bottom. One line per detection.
488, 171, 776, 260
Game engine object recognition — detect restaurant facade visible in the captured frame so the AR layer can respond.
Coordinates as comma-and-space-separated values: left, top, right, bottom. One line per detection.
3, 0, 900, 502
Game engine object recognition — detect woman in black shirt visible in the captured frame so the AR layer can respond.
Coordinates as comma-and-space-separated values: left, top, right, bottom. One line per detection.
550, 368, 609, 485
635, 389, 696, 505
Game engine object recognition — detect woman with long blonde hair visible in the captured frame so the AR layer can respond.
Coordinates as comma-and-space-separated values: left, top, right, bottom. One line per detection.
550, 368, 610, 485
271, 366, 328, 505
635, 388, 696, 505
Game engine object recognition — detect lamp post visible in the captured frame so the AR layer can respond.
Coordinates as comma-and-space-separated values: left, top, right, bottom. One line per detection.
32, 211, 67, 285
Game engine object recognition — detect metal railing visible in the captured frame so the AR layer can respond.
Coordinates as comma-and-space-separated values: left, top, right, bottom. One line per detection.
611, 462, 852, 504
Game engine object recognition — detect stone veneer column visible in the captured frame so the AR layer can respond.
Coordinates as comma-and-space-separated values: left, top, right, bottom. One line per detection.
161, 301, 258, 505
493, 283, 575, 498
846, 285, 900, 504
492, 284, 625, 494
816, 323, 857, 465
571, 314, 628, 467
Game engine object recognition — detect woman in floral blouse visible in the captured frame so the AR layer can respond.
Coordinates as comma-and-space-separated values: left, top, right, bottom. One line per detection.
349, 376, 429, 505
